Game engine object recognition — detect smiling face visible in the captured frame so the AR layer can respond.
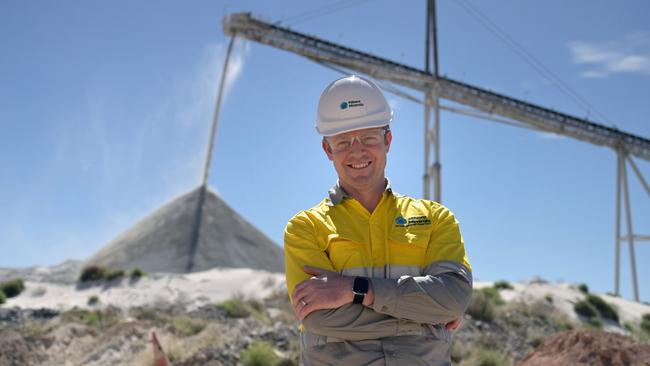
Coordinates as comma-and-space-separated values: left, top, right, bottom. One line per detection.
322, 127, 392, 195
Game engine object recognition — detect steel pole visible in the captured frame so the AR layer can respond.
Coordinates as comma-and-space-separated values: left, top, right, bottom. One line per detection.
202, 36, 236, 186
188, 35, 236, 272
626, 156, 650, 197
615, 151, 622, 296
620, 151, 640, 301
431, 0, 442, 202
433, 92, 441, 203
424, 93, 431, 199
432, 0, 439, 77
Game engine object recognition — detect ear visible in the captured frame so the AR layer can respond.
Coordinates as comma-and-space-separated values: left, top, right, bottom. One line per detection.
384, 130, 393, 153
322, 139, 334, 161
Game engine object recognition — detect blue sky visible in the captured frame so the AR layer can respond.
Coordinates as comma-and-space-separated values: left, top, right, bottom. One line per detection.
1, 1, 649, 302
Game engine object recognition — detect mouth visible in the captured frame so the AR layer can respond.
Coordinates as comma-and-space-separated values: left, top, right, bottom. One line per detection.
347, 161, 371, 169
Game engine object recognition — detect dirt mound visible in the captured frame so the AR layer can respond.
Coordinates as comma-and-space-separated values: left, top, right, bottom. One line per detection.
519, 330, 650, 366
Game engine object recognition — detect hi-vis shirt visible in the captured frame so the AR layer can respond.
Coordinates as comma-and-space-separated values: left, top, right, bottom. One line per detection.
284, 182, 472, 366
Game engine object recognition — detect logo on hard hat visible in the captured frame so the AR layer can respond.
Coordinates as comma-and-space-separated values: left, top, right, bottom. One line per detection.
340, 100, 364, 110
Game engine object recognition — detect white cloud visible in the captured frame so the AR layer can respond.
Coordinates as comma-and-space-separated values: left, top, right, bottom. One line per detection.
537, 131, 567, 141
150, 38, 251, 210
580, 70, 608, 79
175, 38, 251, 129
568, 32, 650, 78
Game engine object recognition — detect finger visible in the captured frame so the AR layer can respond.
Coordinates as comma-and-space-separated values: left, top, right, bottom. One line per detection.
300, 298, 324, 320
303, 265, 331, 276
293, 297, 308, 318
293, 284, 310, 305
445, 318, 461, 331
298, 301, 312, 320
292, 281, 311, 304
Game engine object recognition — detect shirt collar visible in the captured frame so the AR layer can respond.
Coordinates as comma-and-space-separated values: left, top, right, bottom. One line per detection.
326, 179, 393, 206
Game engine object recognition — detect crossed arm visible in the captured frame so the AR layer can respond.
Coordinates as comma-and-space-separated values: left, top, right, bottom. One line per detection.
291, 264, 468, 339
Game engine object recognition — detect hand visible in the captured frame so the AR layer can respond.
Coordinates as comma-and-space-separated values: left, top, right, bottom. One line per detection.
445, 317, 461, 331
291, 265, 354, 320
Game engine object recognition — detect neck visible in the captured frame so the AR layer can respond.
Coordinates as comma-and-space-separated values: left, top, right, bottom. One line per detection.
340, 179, 387, 213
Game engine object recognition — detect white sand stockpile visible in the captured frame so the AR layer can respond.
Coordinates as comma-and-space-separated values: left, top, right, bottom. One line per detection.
4, 268, 286, 311
4, 266, 649, 331
476, 280, 650, 330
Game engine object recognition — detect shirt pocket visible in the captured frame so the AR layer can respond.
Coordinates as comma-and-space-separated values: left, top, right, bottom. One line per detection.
325, 235, 366, 272
388, 227, 430, 266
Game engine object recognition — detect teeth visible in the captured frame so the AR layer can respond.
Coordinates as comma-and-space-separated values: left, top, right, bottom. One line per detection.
350, 161, 370, 169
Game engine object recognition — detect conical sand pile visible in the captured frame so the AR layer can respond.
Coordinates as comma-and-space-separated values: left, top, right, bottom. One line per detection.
86, 187, 284, 273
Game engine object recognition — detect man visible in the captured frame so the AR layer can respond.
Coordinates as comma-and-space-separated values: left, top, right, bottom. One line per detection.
284, 75, 472, 366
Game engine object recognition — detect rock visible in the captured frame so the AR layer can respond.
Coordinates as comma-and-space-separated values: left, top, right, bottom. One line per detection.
0, 307, 21, 324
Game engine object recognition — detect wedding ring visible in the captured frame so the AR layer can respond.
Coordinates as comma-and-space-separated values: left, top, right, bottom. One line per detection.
300, 299, 307, 306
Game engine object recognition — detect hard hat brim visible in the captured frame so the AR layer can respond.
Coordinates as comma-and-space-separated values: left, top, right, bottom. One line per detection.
315, 113, 393, 137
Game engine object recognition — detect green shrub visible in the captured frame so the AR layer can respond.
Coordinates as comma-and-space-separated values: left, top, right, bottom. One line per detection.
482, 287, 505, 305
467, 287, 504, 322
170, 316, 206, 336
105, 269, 124, 281
0, 278, 25, 298
493, 280, 513, 290
0, 291, 5, 305
578, 283, 589, 295
217, 296, 264, 318
61, 307, 121, 328
544, 294, 553, 304
87, 295, 99, 306
587, 317, 603, 328
451, 340, 469, 363
641, 313, 650, 335
130, 268, 146, 279
241, 342, 279, 366
574, 300, 598, 319
275, 359, 297, 366
467, 347, 510, 366
529, 336, 545, 348
586, 294, 619, 322
79, 265, 109, 282
128, 306, 163, 322
554, 314, 574, 331
79, 266, 126, 283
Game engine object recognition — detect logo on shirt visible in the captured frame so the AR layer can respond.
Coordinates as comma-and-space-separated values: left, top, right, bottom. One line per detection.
395, 216, 407, 226
395, 215, 431, 227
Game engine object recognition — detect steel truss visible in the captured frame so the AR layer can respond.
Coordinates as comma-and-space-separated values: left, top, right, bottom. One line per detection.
221, 10, 649, 301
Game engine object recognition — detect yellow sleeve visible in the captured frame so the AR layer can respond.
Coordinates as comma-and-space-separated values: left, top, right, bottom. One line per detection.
425, 203, 472, 273
370, 202, 472, 324
284, 211, 335, 304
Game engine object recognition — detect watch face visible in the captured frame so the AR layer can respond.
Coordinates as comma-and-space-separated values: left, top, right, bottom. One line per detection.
353, 277, 369, 294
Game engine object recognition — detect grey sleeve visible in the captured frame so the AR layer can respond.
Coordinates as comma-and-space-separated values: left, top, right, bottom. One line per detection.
370, 261, 473, 325
302, 304, 431, 341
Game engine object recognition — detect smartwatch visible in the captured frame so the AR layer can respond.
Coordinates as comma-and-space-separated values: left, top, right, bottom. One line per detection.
352, 277, 369, 304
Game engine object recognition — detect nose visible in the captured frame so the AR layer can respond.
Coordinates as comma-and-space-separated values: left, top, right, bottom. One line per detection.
349, 136, 365, 152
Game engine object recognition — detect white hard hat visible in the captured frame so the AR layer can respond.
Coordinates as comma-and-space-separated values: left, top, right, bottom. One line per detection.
315, 75, 393, 136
